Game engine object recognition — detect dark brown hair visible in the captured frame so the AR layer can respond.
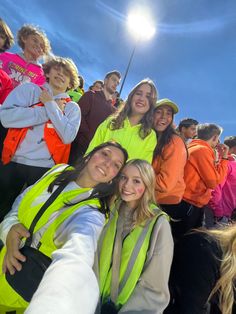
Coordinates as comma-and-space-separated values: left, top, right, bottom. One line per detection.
48, 141, 128, 216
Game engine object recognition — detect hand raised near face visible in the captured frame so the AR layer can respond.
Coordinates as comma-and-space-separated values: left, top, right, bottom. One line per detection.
217, 143, 230, 159
39, 90, 53, 104
55, 98, 67, 112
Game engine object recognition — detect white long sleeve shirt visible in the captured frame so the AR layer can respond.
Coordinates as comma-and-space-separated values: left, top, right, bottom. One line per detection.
0, 181, 105, 314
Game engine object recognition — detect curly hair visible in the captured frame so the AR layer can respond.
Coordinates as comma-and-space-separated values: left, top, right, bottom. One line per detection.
17, 24, 51, 56
42, 56, 79, 90
0, 18, 14, 52
109, 79, 158, 139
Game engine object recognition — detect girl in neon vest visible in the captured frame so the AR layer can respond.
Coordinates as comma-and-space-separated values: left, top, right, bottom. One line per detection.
97, 159, 173, 314
86, 79, 158, 163
0, 141, 128, 313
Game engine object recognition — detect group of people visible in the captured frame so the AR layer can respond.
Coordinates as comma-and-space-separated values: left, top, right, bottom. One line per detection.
0, 18, 235, 314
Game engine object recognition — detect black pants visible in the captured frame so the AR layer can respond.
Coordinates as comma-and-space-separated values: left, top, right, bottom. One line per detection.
0, 162, 50, 221
0, 122, 7, 158
161, 200, 204, 242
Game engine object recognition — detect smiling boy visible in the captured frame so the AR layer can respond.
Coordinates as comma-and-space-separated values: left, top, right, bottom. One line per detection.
0, 56, 81, 220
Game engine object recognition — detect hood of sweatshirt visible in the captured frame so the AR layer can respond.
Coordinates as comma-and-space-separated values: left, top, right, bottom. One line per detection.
187, 139, 213, 150
42, 82, 69, 100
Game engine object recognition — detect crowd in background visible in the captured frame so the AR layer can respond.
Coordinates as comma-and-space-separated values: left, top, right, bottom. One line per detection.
0, 18, 235, 314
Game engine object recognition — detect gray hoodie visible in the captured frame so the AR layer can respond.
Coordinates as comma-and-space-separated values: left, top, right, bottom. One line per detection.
0, 82, 81, 167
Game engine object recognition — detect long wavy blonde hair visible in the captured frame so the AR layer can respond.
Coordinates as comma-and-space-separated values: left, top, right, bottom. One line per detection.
207, 225, 236, 314
118, 159, 157, 227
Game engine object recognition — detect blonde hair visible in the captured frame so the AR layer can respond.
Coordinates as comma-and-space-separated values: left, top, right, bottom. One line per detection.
120, 159, 157, 226
109, 79, 158, 139
207, 225, 236, 314
0, 18, 14, 51
17, 24, 51, 56
42, 56, 79, 90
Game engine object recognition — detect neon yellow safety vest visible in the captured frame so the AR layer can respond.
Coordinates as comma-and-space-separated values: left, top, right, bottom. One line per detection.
0, 164, 101, 309
99, 204, 166, 309
17, 164, 101, 257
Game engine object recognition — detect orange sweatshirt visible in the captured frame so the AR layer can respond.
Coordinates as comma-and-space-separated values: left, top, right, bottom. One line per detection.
183, 139, 228, 207
152, 135, 187, 204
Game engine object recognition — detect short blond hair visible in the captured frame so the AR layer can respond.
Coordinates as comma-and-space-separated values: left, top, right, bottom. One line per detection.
17, 24, 51, 56
42, 56, 79, 90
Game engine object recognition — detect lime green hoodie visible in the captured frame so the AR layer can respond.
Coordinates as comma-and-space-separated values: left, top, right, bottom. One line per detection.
86, 117, 157, 163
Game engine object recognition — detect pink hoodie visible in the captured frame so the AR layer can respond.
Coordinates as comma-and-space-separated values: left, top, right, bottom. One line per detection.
0, 52, 45, 88
209, 158, 236, 217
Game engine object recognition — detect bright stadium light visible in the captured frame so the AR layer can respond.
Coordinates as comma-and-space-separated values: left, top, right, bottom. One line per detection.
119, 8, 156, 95
128, 9, 156, 41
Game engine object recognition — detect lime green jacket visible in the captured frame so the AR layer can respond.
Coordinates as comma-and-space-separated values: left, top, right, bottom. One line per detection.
86, 117, 157, 163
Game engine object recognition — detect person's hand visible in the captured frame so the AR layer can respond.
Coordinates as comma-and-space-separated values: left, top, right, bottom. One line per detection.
39, 90, 53, 104
2, 223, 30, 275
55, 98, 67, 111
217, 143, 229, 159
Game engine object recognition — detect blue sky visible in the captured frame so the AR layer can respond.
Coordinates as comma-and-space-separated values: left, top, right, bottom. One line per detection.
1, 0, 236, 137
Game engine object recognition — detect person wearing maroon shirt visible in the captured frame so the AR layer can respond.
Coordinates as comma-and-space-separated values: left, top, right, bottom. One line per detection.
69, 70, 121, 164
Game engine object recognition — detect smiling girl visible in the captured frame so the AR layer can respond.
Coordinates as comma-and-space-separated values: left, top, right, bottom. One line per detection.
0, 56, 81, 221
152, 99, 187, 217
0, 141, 128, 313
0, 24, 51, 88
96, 159, 173, 314
86, 79, 158, 163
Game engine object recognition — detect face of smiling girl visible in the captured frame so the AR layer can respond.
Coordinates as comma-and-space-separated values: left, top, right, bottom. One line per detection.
130, 83, 152, 117
119, 164, 146, 209
83, 145, 125, 187
153, 105, 173, 134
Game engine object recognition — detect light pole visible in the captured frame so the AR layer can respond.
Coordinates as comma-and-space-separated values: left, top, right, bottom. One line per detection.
119, 8, 156, 96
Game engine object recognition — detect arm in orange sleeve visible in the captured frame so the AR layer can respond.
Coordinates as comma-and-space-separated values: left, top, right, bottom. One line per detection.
153, 136, 187, 193
193, 148, 228, 189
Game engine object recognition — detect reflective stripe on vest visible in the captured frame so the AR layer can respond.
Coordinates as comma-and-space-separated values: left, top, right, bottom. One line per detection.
2, 99, 71, 165
99, 205, 166, 309
18, 164, 101, 258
